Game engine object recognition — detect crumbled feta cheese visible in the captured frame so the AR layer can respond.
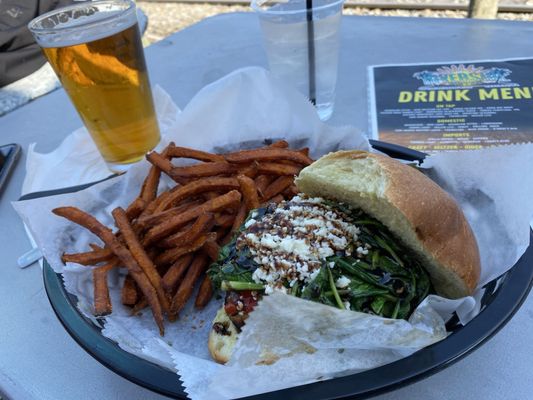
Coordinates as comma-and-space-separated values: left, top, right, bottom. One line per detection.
278, 237, 311, 257
260, 234, 278, 249
318, 246, 334, 258
314, 226, 329, 237
252, 267, 267, 283
236, 195, 363, 289
356, 246, 369, 255
246, 233, 260, 244
309, 269, 320, 281
336, 275, 351, 289
302, 218, 324, 226
244, 218, 256, 228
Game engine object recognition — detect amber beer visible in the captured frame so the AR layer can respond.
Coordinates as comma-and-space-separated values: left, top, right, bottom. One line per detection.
29, 1, 160, 171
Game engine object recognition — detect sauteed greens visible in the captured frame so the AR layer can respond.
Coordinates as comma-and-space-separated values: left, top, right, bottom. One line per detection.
209, 202, 432, 320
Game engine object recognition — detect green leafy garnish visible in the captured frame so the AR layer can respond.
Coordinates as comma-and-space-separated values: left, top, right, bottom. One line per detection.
328, 267, 345, 310
221, 281, 265, 291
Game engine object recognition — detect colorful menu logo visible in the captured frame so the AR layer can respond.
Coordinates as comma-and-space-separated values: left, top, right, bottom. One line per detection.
413, 64, 512, 88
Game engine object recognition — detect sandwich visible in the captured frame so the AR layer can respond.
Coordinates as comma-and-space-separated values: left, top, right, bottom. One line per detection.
207, 150, 481, 363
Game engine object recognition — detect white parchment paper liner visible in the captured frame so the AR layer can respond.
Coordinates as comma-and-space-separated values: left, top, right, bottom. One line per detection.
12, 67, 533, 399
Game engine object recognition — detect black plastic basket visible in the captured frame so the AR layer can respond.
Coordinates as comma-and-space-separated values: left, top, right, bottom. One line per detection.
21, 140, 532, 400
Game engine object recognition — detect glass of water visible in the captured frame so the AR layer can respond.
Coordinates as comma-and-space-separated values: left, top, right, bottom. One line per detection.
252, 0, 345, 121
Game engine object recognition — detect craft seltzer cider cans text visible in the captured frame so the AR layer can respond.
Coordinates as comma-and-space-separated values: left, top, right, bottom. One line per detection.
29, 1, 160, 171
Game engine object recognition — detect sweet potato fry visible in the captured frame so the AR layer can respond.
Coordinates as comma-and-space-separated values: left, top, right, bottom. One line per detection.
138, 190, 173, 220
155, 232, 215, 266
231, 202, 248, 233
238, 163, 258, 179
62, 247, 114, 266
138, 191, 238, 234
125, 197, 146, 221
112, 207, 171, 315
137, 205, 190, 230
140, 144, 173, 203
282, 184, 299, 199
162, 253, 193, 294
267, 140, 289, 148
256, 162, 302, 176
142, 190, 241, 246
92, 259, 119, 316
262, 194, 284, 207
140, 166, 161, 203
237, 175, 260, 210
202, 191, 220, 201
298, 147, 310, 157
170, 253, 209, 316
167, 145, 226, 163
170, 162, 236, 180
121, 274, 139, 306
146, 151, 174, 177
153, 176, 239, 213
195, 275, 213, 309
153, 196, 204, 218
213, 213, 235, 228
202, 238, 220, 261
254, 174, 274, 198
52, 207, 165, 335
93, 268, 112, 316
224, 148, 313, 165
159, 213, 215, 249
261, 175, 294, 201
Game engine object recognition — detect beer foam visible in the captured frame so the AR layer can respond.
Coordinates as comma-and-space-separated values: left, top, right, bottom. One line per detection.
32, 4, 137, 48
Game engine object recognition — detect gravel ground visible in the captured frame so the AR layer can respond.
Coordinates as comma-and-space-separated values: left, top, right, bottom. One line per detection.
137, 1, 533, 44
138, 2, 249, 43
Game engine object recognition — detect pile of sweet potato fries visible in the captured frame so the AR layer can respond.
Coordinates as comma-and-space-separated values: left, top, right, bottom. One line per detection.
53, 140, 312, 335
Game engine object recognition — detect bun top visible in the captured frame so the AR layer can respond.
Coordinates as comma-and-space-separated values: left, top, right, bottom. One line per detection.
295, 150, 480, 298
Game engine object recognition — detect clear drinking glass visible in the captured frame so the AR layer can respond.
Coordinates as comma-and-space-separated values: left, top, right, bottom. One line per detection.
252, 0, 345, 121
28, 0, 160, 172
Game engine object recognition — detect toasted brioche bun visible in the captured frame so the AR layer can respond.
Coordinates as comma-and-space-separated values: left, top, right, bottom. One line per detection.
295, 150, 480, 298
208, 307, 239, 364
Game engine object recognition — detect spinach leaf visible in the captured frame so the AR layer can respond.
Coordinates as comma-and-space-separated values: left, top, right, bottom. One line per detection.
370, 296, 387, 315
314, 204, 434, 319
347, 278, 390, 298
208, 208, 265, 290
301, 264, 329, 300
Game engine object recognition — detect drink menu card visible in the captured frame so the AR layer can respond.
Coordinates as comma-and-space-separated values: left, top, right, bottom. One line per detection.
368, 58, 533, 152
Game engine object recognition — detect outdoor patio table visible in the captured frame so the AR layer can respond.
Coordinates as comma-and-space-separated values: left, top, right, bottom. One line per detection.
0, 13, 532, 400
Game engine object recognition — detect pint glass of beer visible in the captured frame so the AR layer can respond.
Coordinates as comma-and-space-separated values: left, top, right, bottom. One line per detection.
28, 0, 160, 172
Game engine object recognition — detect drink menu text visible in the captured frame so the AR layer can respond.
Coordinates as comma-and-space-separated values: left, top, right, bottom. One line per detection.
368, 58, 533, 152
